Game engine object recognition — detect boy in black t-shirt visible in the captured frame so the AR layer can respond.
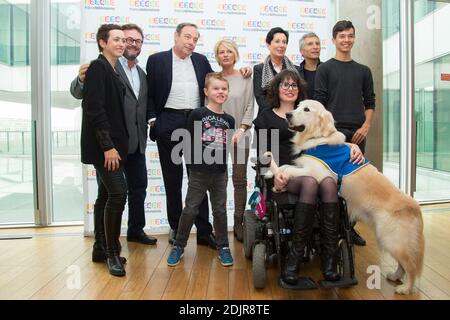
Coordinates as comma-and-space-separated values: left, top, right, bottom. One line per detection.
167, 72, 235, 267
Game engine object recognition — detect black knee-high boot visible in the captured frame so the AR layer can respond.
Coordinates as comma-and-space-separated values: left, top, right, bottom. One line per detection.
92, 201, 107, 262
105, 210, 125, 277
320, 202, 340, 281
92, 203, 125, 264
282, 202, 316, 284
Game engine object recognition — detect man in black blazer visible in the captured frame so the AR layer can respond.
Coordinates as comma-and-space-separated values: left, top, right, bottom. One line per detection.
72, 24, 157, 246
146, 22, 216, 247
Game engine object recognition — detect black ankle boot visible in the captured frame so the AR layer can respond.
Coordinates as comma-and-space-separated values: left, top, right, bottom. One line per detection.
320, 203, 340, 282
106, 251, 126, 277
282, 202, 316, 284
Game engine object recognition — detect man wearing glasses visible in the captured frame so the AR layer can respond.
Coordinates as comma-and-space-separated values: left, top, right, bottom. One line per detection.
71, 24, 157, 258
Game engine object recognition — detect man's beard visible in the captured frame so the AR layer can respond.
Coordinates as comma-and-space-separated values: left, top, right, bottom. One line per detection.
123, 49, 139, 61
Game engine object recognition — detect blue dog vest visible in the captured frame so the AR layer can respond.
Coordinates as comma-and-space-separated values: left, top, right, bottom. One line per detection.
302, 144, 369, 189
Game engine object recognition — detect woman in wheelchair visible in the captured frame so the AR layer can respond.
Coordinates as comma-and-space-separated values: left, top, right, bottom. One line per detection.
253, 70, 364, 285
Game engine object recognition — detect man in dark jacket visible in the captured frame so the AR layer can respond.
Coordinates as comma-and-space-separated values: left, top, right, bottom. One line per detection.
298, 32, 322, 99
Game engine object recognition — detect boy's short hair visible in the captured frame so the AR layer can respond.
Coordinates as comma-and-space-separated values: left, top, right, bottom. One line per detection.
96, 24, 122, 52
332, 20, 355, 39
205, 72, 229, 89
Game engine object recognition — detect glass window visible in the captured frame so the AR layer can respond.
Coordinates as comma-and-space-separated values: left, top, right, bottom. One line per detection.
382, 0, 401, 187
50, 1, 82, 222
414, 0, 450, 200
11, 4, 29, 66
0, 1, 11, 65
0, 0, 34, 224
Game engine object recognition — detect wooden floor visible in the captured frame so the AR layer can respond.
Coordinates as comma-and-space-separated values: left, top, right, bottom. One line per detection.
0, 204, 450, 300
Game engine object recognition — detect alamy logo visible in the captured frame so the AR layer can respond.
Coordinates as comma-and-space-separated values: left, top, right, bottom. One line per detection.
170, 124, 279, 166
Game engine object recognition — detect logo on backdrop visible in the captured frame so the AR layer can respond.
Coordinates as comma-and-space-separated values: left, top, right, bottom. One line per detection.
85, 0, 116, 10
217, 3, 247, 15
220, 35, 246, 47
242, 20, 271, 32
174, 0, 204, 13
144, 33, 161, 45
129, 0, 160, 11
145, 201, 163, 212
148, 17, 179, 28
196, 19, 226, 30
86, 168, 96, 180
99, 16, 131, 24
147, 168, 162, 179
299, 6, 327, 18
286, 21, 315, 33
148, 185, 166, 195
242, 52, 264, 65
147, 218, 169, 226
147, 150, 160, 162
288, 54, 304, 65
260, 5, 288, 17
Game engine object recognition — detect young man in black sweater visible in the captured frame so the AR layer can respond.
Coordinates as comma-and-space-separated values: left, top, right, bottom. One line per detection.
315, 20, 375, 154
314, 20, 376, 246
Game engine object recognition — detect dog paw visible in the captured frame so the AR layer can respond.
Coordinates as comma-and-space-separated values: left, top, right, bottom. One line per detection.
395, 284, 411, 295
387, 272, 402, 282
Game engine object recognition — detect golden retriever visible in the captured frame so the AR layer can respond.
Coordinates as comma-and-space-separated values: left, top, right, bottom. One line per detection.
271, 100, 424, 295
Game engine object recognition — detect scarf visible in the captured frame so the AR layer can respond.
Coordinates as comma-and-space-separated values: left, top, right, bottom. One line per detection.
261, 55, 299, 89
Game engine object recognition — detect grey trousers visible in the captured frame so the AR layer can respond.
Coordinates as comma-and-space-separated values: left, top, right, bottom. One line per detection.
175, 170, 229, 249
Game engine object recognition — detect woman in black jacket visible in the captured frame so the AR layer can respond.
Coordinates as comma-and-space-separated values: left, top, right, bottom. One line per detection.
253, 27, 301, 115
80, 24, 128, 277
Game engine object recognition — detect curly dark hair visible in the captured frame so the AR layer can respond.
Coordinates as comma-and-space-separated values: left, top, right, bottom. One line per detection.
266, 70, 307, 109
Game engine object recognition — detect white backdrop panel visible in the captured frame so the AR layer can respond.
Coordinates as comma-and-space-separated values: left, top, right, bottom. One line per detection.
81, 0, 336, 235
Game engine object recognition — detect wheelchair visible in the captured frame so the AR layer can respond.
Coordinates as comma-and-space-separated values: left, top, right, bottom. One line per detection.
243, 157, 358, 290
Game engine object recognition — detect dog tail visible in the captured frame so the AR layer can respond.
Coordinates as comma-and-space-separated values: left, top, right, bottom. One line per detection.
415, 212, 425, 277
407, 205, 425, 277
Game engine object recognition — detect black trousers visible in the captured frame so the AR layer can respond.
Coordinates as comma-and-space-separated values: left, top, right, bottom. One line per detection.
336, 126, 366, 154
123, 150, 147, 237
153, 110, 213, 235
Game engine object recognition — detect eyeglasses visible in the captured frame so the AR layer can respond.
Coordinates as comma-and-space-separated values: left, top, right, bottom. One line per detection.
125, 37, 143, 46
279, 82, 298, 90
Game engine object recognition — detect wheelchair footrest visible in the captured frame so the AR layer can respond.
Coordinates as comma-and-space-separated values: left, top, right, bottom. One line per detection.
319, 277, 358, 289
279, 277, 318, 290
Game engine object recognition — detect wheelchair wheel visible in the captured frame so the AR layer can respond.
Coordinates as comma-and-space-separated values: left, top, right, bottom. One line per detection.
337, 239, 352, 279
243, 210, 258, 259
252, 243, 267, 289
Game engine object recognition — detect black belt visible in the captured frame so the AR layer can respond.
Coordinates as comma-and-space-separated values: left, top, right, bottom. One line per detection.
163, 108, 193, 116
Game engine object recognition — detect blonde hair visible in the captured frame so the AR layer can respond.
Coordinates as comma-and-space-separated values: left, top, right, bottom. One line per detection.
204, 72, 229, 89
214, 39, 239, 66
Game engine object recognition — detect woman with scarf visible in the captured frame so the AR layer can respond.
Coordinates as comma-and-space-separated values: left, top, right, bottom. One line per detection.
253, 27, 301, 116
